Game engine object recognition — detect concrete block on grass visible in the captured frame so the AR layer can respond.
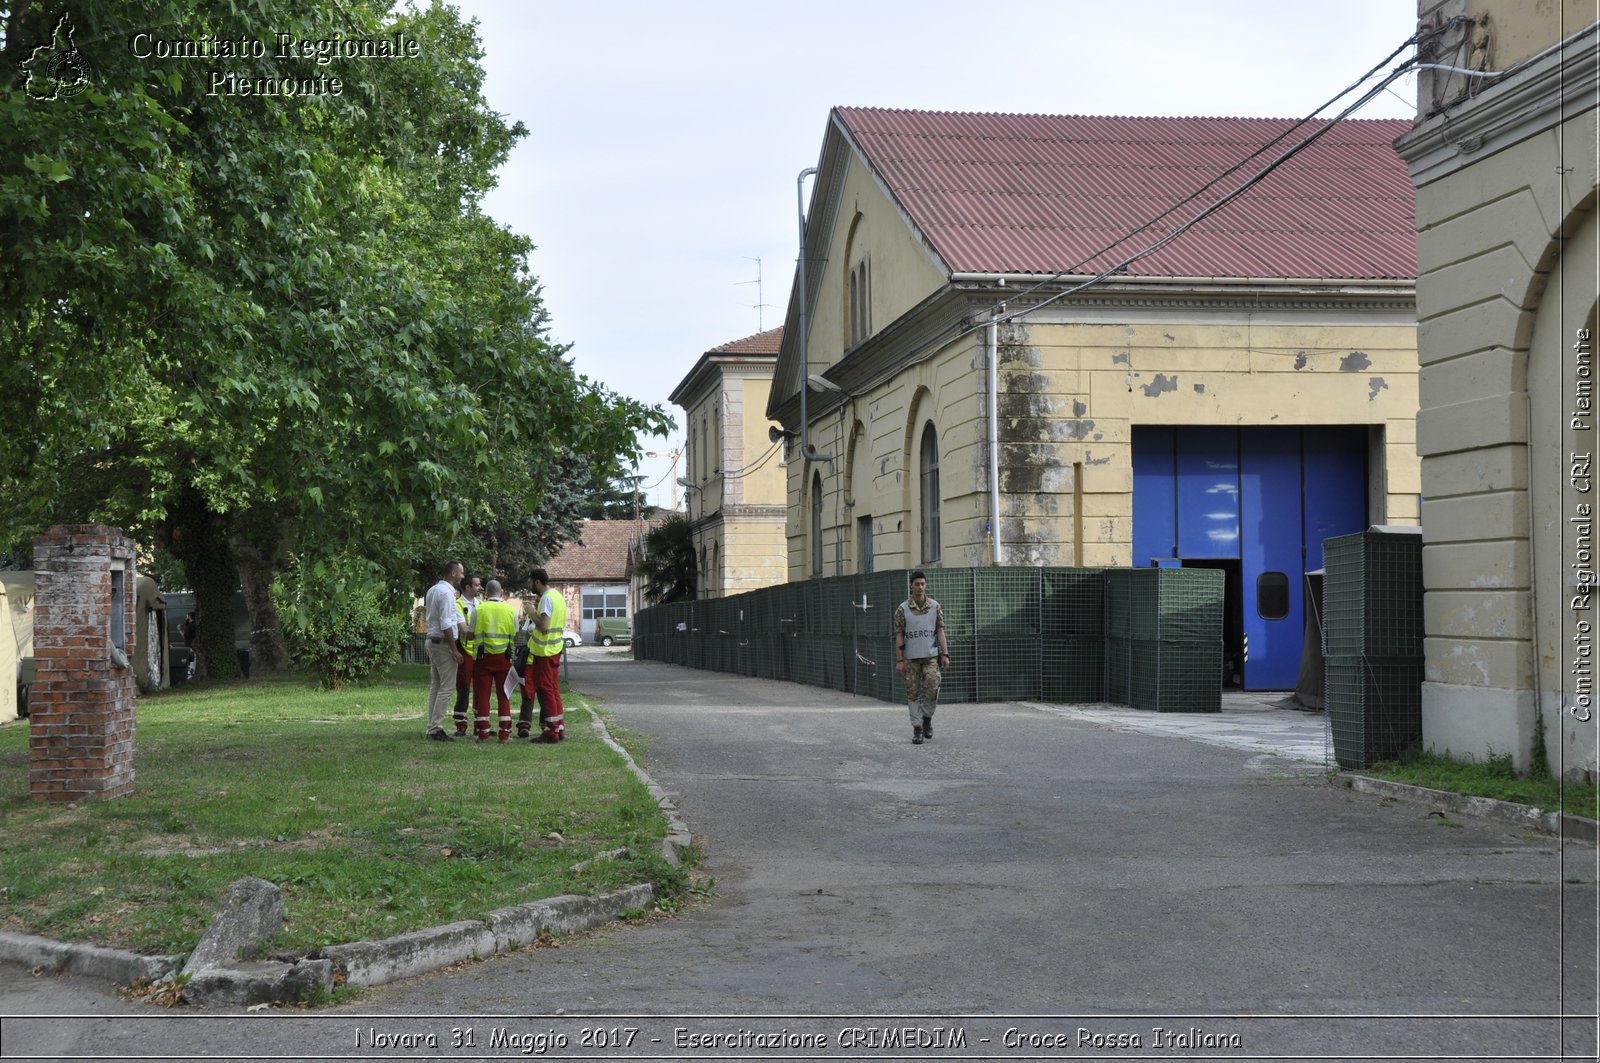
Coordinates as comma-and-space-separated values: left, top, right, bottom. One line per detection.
180, 877, 285, 979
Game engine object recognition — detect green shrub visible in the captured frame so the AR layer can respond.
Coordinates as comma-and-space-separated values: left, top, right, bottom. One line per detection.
272, 558, 411, 689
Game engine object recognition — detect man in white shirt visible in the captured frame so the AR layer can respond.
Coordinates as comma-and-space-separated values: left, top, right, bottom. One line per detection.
423, 559, 466, 741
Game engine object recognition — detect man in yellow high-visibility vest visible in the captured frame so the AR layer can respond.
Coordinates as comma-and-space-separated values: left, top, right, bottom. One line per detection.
524, 567, 567, 742
470, 579, 519, 741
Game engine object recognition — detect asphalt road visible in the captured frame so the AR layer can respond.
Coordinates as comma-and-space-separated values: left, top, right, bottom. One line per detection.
2, 649, 1596, 1061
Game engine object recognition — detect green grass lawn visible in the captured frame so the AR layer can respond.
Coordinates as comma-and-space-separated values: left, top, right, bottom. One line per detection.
0, 664, 681, 958
1360, 752, 1600, 821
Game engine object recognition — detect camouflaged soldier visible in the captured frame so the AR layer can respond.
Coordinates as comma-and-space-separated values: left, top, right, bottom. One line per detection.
894, 570, 950, 745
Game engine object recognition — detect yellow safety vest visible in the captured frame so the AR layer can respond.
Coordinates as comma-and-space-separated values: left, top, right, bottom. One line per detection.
529, 589, 568, 657
472, 598, 518, 658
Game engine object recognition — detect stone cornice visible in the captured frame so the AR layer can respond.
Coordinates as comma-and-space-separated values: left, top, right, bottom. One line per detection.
688, 505, 786, 533
1395, 23, 1600, 187
974, 278, 1415, 316
668, 353, 776, 410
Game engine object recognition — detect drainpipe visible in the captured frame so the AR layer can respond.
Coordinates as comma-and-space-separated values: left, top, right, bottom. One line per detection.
795, 167, 833, 464
988, 308, 1004, 565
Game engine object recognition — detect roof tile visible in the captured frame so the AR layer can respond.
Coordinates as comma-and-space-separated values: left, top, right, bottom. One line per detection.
709, 326, 783, 356
545, 518, 667, 582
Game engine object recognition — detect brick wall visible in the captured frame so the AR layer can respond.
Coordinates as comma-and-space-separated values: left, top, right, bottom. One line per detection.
30, 525, 137, 802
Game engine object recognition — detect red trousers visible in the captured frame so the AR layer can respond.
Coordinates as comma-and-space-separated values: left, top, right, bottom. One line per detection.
472, 651, 512, 739
527, 653, 564, 740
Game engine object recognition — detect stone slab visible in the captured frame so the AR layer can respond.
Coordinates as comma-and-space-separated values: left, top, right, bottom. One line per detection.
181, 876, 284, 978
181, 958, 333, 1008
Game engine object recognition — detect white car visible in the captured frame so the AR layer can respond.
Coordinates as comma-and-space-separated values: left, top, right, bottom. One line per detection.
563, 630, 583, 649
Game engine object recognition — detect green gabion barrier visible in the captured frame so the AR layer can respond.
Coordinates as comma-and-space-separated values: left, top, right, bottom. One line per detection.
635, 565, 1223, 712
1322, 528, 1425, 768
1324, 656, 1424, 768
1043, 635, 1105, 704
1043, 567, 1105, 637
1322, 530, 1424, 658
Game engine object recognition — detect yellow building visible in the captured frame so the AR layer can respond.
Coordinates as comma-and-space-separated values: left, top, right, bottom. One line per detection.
670, 327, 788, 598
1395, 1, 1599, 777
771, 107, 1422, 691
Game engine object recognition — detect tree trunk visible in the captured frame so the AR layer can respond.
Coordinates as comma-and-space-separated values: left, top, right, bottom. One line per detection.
166, 489, 242, 682
230, 519, 292, 674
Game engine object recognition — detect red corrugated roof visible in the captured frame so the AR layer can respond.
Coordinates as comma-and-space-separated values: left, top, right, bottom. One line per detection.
833, 108, 1416, 280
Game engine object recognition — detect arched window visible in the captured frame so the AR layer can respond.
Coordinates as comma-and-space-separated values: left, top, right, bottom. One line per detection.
919, 424, 940, 564
848, 271, 860, 344
810, 471, 824, 577
848, 258, 872, 345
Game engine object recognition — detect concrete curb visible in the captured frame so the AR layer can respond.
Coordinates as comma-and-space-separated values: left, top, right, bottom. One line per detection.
0, 931, 179, 985
588, 706, 695, 865
1337, 773, 1600, 843
321, 884, 655, 990
0, 708, 694, 1006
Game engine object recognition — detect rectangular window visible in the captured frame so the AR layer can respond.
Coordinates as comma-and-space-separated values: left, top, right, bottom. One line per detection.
581, 588, 630, 620
857, 515, 874, 573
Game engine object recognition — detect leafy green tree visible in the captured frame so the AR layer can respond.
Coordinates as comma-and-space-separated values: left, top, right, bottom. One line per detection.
637, 515, 696, 605
583, 471, 654, 521
0, 2, 667, 679
272, 554, 411, 690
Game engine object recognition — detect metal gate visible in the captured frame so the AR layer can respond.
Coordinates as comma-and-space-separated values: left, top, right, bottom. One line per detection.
1132, 425, 1367, 690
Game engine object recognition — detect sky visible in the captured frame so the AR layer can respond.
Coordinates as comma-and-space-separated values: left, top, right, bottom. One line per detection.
451, 1, 1421, 509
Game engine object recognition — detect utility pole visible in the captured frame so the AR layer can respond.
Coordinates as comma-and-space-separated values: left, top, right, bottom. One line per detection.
645, 448, 683, 511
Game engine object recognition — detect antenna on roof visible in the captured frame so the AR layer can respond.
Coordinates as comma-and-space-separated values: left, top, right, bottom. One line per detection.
735, 256, 775, 331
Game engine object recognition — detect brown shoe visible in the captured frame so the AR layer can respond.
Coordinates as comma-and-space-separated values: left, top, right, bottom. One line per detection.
427, 730, 453, 742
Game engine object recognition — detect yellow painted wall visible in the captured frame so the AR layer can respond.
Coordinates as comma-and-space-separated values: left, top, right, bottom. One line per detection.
789, 305, 1420, 578
1468, 0, 1592, 67
680, 363, 788, 598
804, 152, 948, 383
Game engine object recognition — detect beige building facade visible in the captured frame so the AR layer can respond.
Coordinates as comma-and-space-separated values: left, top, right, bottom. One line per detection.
1395, 1, 1599, 777
773, 107, 1424, 692
671, 328, 788, 598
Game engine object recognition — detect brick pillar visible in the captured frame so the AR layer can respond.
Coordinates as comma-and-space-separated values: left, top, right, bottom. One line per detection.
30, 525, 138, 802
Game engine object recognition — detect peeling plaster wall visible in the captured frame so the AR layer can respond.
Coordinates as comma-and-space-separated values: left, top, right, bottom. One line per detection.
787, 305, 1420, 579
